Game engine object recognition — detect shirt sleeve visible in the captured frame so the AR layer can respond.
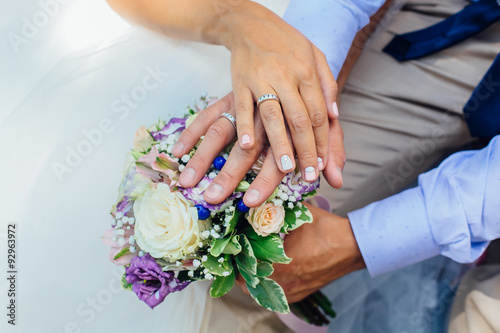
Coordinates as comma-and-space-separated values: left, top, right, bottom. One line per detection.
348, 136, 500, 277
282, 0, 386, 77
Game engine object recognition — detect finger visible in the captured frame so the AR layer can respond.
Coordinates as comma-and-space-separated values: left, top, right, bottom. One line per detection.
203, 114, 266, 204
299, 81, 329, 172
279, 89, 319, 182
179, 115, 236, 188
256, 89, 296, 173
172, 92, 234, 158
313, 46, 339, 119
243, 148, 286, 207
322, 119, 346, 189
234, 86, 255, 150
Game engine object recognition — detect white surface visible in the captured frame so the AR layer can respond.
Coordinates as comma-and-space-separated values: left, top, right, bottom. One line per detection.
0, 1, 287, 332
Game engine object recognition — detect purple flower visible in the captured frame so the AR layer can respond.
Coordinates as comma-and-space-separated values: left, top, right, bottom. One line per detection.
150, 118, 186, 141
125, 254, 190, 309
283, 172, 320, 201
179, 175, 243, 211
116, 196, 132, 214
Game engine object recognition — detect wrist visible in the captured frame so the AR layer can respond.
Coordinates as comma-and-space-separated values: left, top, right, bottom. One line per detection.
209, 1, 277, 49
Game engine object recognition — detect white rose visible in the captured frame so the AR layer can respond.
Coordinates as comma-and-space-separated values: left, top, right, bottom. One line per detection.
248, 203, 285, 237
133, 183, 201, 261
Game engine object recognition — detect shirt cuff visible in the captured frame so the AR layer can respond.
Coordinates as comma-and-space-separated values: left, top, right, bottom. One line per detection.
282, 0, 361, 77
347, 187, 440, 277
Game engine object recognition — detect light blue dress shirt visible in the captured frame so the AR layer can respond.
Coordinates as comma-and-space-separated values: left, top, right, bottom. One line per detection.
283, 1, 500, 277
283, 0, 386, 77
349, 137, 500, 276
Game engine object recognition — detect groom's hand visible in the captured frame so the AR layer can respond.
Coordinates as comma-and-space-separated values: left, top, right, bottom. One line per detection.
270, 203, 365, 303
172, 95, 346, 207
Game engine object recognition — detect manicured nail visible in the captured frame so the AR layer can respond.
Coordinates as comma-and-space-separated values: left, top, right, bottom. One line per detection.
172, 142, 184, 156
304, 166, 316, 181
332, 102, 339, 118
318, 157, 324, 171
245, 189, 261, 204
280, 154, 293, 171
204, 183, 223, 200
241, 134, 251, 147
179, 167, 195, 185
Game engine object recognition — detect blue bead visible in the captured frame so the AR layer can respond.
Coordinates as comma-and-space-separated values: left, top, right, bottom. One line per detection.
195, 205, 211, 220
213, 156, 226, 170
236, 200, 250, 213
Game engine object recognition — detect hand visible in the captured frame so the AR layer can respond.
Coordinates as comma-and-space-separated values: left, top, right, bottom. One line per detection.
171, 2, 339, 180
173, 96, 345, 207
269, 203, 365, 303
220, 2, 338, 181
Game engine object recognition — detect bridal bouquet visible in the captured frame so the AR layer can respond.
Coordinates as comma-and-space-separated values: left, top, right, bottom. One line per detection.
103, 96, 335, 326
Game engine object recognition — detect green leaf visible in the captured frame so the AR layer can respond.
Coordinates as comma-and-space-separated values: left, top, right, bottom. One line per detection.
248, 234, 291, 264
131, 150, 145, 161
210, 235, 232, 257
247, 277, 290, 314
113, 248, 130, 260
203, 254, 233, 276
235, 235, 259, 287
222, 235, 242, 255
301, 189, 317, 199
282, 202, 313, 233
224, 209, 241, 237
121, 272, 133, 291
210, 270, 235, 298
256, 261, 274, 277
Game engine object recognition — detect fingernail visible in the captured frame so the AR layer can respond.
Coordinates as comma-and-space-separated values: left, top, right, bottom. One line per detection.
245, 189, 260, 204
172, 142, 184, 156
204, 183, 223, 200
332, 102, 339, 118
179, 167, 195, 185
241, 134, 251, 147
280, 154, 293, 171
318, 157, 324, 171
304, 166, 316, 181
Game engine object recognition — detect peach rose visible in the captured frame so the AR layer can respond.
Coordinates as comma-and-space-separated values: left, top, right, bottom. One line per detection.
248, 203, 285, 237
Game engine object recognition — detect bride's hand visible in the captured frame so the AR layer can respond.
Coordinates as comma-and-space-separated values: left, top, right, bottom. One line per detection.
220, 2, 338, 180
172, 1, 338, 182
173, 95, 345, 207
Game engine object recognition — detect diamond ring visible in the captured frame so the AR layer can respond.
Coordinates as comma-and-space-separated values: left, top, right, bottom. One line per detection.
219, 112, 237, 131
257, 94, 280, 107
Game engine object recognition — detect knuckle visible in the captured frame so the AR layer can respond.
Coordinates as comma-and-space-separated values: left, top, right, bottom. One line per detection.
235, 101, 252, 115
260, 105, 282, 122
216, 169, 237, 185
205, 123, 227, 142
291, 114, 311, 132
309, 110, 327, 128
299, 65, 316, 84
297, 150, 316, 162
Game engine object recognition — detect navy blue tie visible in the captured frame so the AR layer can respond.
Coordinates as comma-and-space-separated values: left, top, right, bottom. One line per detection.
464, 55, 500, 137
383, 0, 500, 137
383, 0, 500, 61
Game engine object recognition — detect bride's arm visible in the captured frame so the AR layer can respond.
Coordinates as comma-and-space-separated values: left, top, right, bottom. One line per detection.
106, 0, 240, 44
107, 0, 336, 185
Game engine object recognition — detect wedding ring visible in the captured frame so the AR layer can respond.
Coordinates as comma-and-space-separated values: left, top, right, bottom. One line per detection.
257, 94, 280, 107
219, 112, 237, 131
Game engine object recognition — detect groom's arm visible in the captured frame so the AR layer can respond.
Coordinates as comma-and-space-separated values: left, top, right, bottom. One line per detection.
283, 0, 388, 78
271, 136, 500, 302
349, 136, 500, 276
